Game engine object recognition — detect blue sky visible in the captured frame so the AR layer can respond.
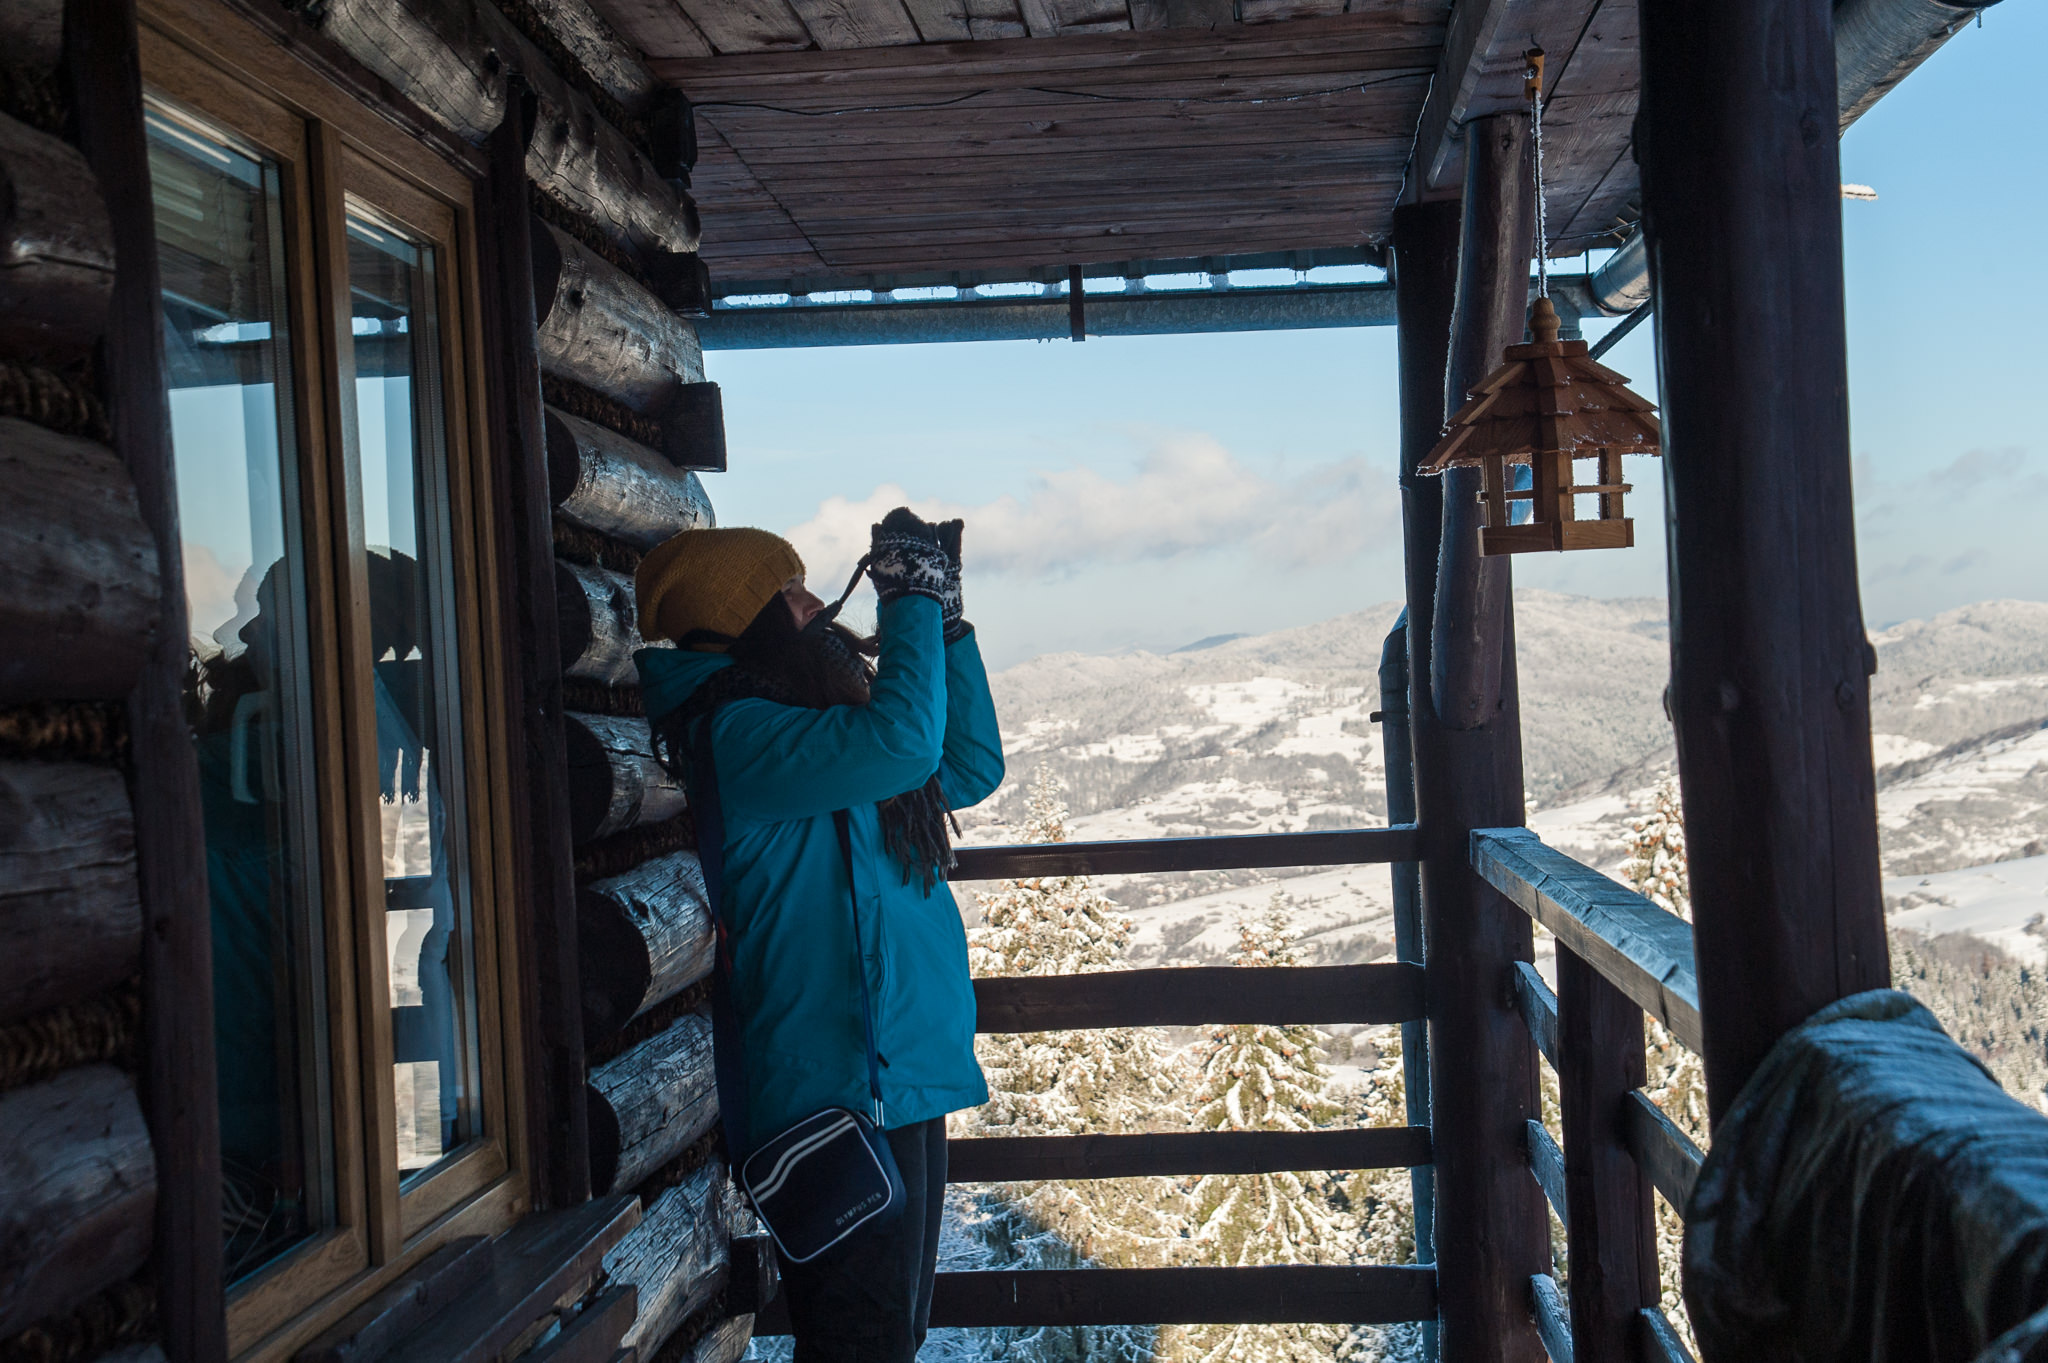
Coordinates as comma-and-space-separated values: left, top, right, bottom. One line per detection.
701, 2, 2046, 670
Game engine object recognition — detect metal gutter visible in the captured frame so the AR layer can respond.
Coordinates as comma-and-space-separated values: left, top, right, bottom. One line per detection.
700, 282, 1399, 349
701, 276, 1608, 349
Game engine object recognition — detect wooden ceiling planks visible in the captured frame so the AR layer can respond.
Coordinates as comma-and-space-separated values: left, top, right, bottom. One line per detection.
1537, 0, 1639, 251
656, 11, 1441, 283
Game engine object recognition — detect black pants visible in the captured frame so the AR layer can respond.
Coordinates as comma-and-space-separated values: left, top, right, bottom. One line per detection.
782, 1117, 948, 1363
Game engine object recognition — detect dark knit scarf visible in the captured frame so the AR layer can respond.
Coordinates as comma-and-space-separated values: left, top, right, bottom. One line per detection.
652, 636, 958, 894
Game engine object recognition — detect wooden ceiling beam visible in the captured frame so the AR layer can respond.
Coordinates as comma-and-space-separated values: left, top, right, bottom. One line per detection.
649, 7, 1441, 82
1406, 0, 1513, 197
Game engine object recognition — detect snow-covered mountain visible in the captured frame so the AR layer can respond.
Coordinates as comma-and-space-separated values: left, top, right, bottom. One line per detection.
956, 594, 2048, 974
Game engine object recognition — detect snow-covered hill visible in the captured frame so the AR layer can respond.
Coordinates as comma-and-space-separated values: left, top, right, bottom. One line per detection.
956, 594, 2048, 973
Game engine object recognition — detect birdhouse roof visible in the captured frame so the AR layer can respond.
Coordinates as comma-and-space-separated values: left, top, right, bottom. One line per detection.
1420, 298, 1662, 473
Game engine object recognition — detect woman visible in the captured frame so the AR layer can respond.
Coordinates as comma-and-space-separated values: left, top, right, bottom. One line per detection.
633, 508, 1003, 1361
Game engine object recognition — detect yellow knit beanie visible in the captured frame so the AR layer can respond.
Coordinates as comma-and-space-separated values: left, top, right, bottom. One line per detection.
635, 527, 806, 648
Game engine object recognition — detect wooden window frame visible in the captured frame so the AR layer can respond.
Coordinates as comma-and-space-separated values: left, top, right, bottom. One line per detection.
138, 1, 530, 1358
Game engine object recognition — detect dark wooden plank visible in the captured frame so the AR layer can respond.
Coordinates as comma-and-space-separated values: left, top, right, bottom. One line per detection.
0, 1065, 156, 1336
1529, 1274, 1574, 1363
385, 1196, 642, 1363
1622, 1090, 1702, 1215
1512, 961, 1559, 1069
951, 826, 1416, 880
1405, 0, 1510, 194
973, 962, 1425, 1032
1472, 828, 1702, 1052
1637, 1307, 1700, 1363
919, 1265, 1437, 1328
0, 418, 158, 704
527, 1285, 639, 1363
657, 9, 1441, 83
62, 3, 227, 1356
1523, 1120, 1567, 1233
299, 1237, 495, 1363
1411, 112, 1551, 1363
0, 113, 114, 356
1637, 0, 1890, 1119
0, 761, 142, 1024
949, 1127, 1432, 1182
1557, 947, 1657, 1363
480, 107, 592, 1209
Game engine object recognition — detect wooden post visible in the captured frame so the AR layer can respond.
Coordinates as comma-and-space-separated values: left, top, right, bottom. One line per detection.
63, 3, 228, 1358
480, 93, 592, 1209
1556, 948, 1658, 1363
1637, 0, 1889, 1117
1394, 114, 1550, 1363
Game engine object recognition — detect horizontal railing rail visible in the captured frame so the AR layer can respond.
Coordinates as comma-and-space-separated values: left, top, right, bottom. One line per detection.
1624, 1091, 1705, 1212
951, 825, 1419, 881
1525, 1120, 1569, 1232
1531, 1274, 1574, 1363
948, 1127, 1431, 1183
1513, 960, 1561, 1068
1472, 828, 1702, 1052
756, 1265, 1439, 1334
974, 962, 1426, 1032
1639, 1306, 1701, 1363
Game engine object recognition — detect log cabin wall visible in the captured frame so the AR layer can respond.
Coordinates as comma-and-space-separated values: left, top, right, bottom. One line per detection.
0, 0, 178, 1358
0, 0, 747, 1357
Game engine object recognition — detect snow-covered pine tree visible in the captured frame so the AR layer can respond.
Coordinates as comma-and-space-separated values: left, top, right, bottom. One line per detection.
1339, 1028, 1426, 1363
1177, 894, 1358, 1363
1622, 774, 1705, 1355
951, 770, 1188, 1363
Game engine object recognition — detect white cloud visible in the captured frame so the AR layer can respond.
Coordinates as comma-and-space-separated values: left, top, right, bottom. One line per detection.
782, 433, 1400, 586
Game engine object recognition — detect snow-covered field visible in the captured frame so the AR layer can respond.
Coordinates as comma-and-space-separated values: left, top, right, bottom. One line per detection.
1888, 854, 2048, 964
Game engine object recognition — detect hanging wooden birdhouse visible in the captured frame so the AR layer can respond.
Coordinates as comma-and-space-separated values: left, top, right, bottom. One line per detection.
1420, 296, 1661, 554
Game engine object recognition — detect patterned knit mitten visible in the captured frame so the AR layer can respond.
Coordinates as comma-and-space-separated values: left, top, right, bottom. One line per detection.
868, 508, 957, 632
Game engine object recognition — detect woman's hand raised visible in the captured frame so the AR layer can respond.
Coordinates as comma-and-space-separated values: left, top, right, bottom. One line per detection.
868, 509, 967, 641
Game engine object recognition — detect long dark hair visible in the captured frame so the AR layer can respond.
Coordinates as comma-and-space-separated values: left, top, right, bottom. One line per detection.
653, 595, 957, 891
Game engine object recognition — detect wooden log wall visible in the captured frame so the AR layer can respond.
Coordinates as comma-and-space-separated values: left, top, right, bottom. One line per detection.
587, 1010, 718, 1195
0, 9, 193, 1349
0, 1065, 158, 1336
0, 417, 162, 703
578, 849, 714, 1040
0, 761, 143, 1023
549, 406, 713, 550
565, 712, 687, 844
0, 110, 115, 355
533, 220, 705, 414
603, 1160, 732, 1360
558, 557, 657, 687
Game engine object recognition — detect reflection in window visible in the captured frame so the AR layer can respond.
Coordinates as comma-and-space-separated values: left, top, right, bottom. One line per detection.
344, 215, 482, 1177
148, 105, 331, 1281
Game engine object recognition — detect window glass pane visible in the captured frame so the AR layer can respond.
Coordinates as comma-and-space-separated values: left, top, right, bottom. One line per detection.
148, 104, 333, 1280
343, 213, 483, 1178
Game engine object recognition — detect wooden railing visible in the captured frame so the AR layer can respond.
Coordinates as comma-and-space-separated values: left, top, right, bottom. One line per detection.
756, 824, 1438, 1335
1472, 827, 1706, 1363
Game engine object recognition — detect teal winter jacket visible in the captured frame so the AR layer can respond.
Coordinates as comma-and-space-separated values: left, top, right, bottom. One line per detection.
634, 594, 1002, 1150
